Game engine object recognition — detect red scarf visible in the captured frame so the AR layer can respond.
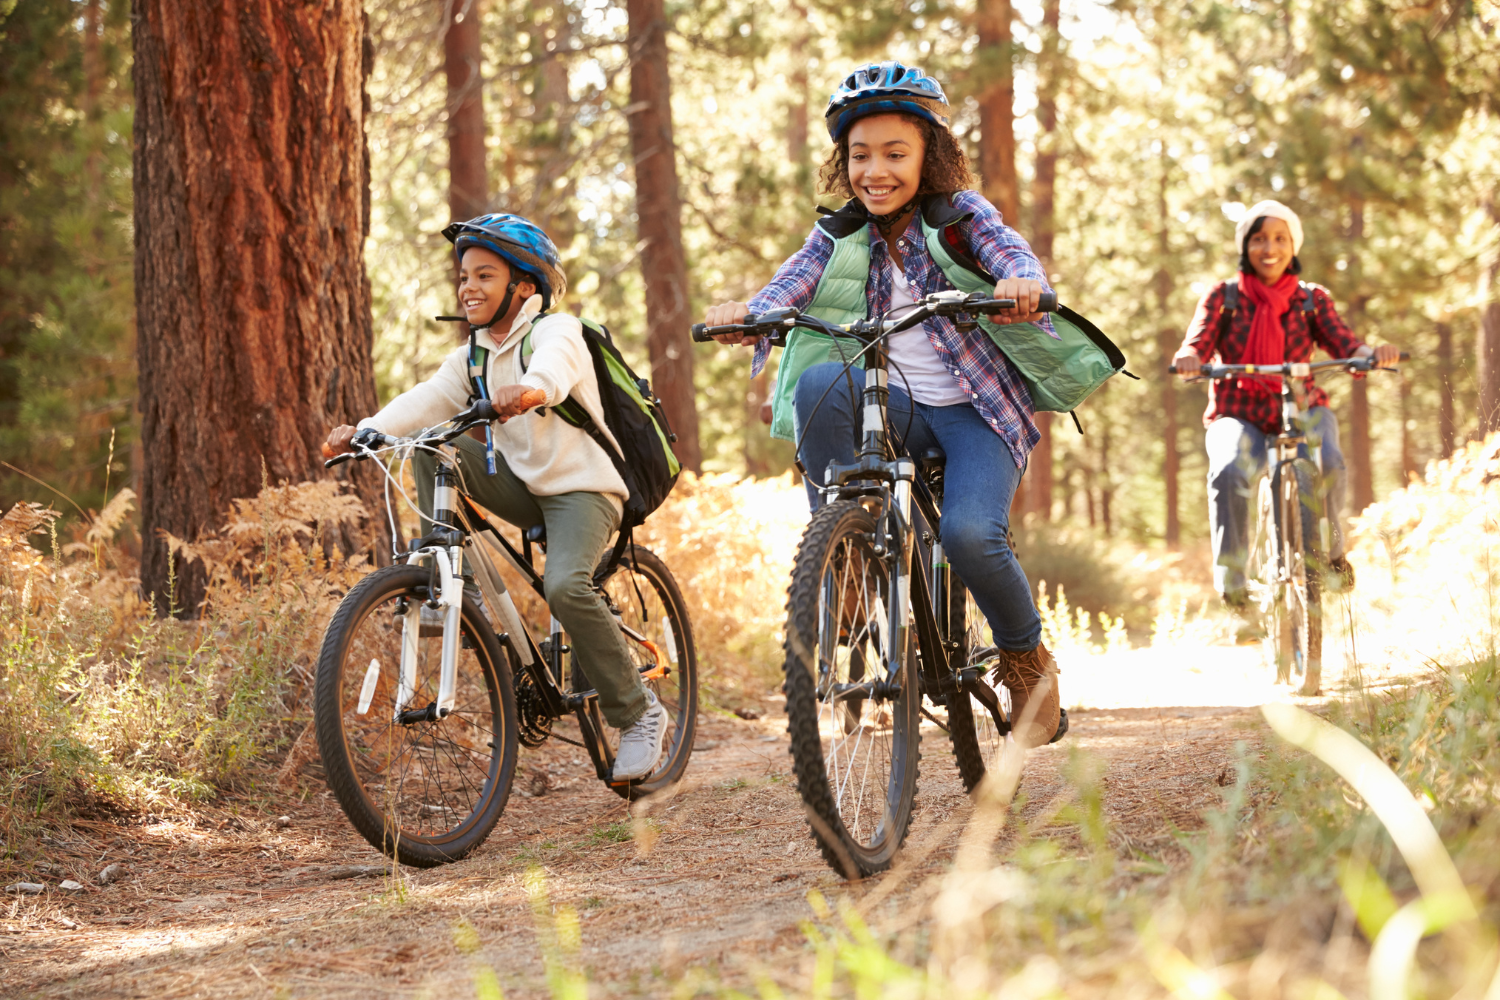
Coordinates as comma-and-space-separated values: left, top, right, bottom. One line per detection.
1236, 272, 1298, 396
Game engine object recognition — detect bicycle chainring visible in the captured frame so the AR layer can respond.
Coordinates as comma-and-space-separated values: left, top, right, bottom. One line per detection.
514, 669, 553, 748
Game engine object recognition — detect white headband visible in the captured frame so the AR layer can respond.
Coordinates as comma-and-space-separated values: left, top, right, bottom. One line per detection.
1235, 200, 1304, 256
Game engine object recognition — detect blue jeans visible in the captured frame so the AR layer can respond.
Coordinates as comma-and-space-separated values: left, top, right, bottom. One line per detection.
793, 362, 1042, 652
1205, 406, 1347, 598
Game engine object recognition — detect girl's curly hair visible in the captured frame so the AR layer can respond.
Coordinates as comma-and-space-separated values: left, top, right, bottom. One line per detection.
817, 103, 975, 202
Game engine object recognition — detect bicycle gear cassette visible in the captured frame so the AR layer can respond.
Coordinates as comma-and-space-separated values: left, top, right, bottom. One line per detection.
515, 668, 553, 748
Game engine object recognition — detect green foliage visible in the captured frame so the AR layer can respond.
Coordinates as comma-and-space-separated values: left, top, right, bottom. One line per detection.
0, 0, 134, 529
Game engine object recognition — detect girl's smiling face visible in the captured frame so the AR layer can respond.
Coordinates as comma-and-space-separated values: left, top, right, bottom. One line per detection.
1246, 217, 1295, 284
846, 114, 925, 217
458, 246, 535, 326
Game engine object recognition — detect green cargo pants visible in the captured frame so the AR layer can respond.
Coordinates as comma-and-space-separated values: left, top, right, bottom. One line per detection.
413, 434, 647, 729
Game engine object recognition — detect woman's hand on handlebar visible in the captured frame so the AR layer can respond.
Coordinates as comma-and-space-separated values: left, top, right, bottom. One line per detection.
490, 384, 548, 422
324, 424, 359, 458
989, 278, 1047, 325
1367, 343, 1402, 369
1171, 353, 1202, 378
703, 301, 758, 345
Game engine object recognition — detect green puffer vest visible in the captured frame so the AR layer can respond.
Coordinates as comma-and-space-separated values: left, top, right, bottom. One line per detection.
767, 195, 1125, 441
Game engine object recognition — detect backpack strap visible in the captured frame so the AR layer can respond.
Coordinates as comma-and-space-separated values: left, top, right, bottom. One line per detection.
466, 329, 498, 475
1298, 280, 1316, 313
1217, 278, 1239, 343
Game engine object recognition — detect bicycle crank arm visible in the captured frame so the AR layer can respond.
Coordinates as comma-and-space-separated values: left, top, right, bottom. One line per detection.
961, 668, 1012, 736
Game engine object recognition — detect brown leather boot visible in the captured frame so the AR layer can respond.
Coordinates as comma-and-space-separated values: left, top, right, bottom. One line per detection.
989, 642, 1062, 749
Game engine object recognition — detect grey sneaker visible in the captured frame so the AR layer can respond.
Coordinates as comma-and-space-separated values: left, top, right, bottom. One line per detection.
612, 690, 667, 781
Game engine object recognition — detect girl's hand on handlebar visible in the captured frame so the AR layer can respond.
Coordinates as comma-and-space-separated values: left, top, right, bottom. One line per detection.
1172, 353, 1202, 378
491, 384, 548, 422
704, 301, 758, 345
989, 278, 1047, 325
324, 424, 358, 457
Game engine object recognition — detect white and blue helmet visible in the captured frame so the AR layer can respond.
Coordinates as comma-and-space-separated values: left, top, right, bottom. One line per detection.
824, 61, 950, 141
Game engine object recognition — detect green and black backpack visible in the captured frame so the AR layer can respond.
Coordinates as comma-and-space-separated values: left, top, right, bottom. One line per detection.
465, 318, 682, 548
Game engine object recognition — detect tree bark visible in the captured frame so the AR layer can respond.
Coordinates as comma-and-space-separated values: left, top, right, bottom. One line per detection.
1344, 199, 1374, 511
133, 0, 383, 614
976, 0, 1019, 224
443, 0, 488, 223
1024, 0, 1061, 521
1480, 203, 1500, 437
1155, 147, 1179, 546
786, 0, 810, 169
626, 0, 701, 473
1399, 372, 1416, 482
1436, 320, 1455, 455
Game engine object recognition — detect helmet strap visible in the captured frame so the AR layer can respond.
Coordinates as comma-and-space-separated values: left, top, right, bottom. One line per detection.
473, 280, 519, 333
866, 196, 920, 235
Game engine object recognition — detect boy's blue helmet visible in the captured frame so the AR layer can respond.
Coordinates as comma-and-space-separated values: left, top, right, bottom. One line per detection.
824, 61, 950, 141
442, 213, 567, 311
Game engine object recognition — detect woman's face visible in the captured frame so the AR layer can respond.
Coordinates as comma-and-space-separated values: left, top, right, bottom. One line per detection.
1246, 217, 1295, 284
846, 114, 925, 218
458, 246, 534, 325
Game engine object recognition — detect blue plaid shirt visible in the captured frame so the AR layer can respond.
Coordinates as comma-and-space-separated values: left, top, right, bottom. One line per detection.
747, 189, 1052, 469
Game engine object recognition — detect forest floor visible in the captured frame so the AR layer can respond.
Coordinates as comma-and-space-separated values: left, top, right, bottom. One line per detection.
3, 638, 1350, 999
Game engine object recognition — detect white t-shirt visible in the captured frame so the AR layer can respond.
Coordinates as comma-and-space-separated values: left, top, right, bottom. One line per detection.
887, 266, 969, 407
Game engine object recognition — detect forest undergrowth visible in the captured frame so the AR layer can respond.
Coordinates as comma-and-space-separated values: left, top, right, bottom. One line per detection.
2, 438, 1499, 997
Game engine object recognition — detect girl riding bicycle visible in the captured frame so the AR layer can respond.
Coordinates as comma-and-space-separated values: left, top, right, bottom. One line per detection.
324, 214, 668, 781
704, 61, 1064, 749
1171, 200, 1400, 619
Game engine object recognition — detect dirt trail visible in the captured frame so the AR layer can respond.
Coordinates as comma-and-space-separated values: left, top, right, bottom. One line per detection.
6, 641, 1297, 999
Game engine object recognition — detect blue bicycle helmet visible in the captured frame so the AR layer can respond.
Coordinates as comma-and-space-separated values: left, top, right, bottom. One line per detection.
442, 213, 567, 311
824, 61, 950, 141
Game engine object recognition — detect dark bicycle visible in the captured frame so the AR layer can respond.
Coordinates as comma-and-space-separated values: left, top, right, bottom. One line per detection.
314, 398, 698, 867
693, 289, 1064, 877
1169, 354, 1406, 694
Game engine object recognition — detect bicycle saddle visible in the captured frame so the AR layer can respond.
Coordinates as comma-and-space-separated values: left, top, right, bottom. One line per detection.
919, 447, 946, 472
524, 524, 547, 545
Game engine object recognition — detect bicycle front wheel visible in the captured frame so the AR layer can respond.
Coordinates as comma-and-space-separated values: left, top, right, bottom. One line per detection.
783, 500, 921, 878
1274, 465, 1322, 694
592, 545, 699, 798
314, 563, 520, 867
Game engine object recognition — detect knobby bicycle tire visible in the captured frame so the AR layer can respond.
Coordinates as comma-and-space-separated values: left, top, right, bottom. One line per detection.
1274, 465, 1322, 694
782, 501, 921, 878
591, 545, 700, 799
314, 563, 520, 867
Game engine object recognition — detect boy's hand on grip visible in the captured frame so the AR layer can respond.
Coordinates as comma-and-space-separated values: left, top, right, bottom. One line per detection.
704, 301, 758, 345
324, 424, 358, 457
989, 278, 1047, 325
491, 385, 548, 422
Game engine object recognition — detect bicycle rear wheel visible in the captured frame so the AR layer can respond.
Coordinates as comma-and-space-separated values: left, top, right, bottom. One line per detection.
944, 582, 1010, 794
314, 563, 519, 867
592, 545, 699, 798
783, 501, 921, 878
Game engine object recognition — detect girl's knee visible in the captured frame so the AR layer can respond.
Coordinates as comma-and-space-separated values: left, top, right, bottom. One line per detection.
543, 566, 595, 612
942, 515, 1011, 561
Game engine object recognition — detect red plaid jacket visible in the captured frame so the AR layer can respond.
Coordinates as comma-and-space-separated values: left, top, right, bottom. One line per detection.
1178, 277, 1365, 435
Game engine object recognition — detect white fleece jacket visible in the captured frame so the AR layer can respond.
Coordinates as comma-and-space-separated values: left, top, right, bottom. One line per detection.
359, 296, 627, 513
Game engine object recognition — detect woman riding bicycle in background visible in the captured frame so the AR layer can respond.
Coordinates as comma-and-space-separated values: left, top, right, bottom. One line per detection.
703, 61, 1064, 749
1172, 200, 1400, 626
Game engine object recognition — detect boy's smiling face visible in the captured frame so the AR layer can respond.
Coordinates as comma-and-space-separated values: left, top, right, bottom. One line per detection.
458, 246, 537, 327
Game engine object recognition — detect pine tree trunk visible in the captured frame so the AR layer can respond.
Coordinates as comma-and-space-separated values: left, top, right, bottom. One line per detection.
443, 0, 487, 223
976, 0, 1019, 224
1437, 320, 1455, 455
1024, 0, 1060, 521
626, 0, 701, 473
787, 0, 809, 170
1345, 197, 1374, 512
1480, 205, 1500, 437
133, 0, 383, 614
1399, 372, 1416, 482
1155, 144, 1179, 546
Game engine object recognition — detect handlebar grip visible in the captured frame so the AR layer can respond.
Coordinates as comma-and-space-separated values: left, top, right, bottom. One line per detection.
518, 388, 547, 411
691, 323, 712, 343
323, 453, 354, 469
1167, 364, 1178, 374
1038, 290, 1057, 313
321, 441, 336, 459
1399, 351, 1410, 361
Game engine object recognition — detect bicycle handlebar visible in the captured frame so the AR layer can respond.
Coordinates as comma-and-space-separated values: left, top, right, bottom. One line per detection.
690, 290, 1059, 345
1167, 352, 1410, 378
321, 391, 547, 469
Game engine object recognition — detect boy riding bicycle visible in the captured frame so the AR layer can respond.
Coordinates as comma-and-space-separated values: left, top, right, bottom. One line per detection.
324, 214, 667, 781
704, 61, 1064, 749
1172, 200, 1400, 623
